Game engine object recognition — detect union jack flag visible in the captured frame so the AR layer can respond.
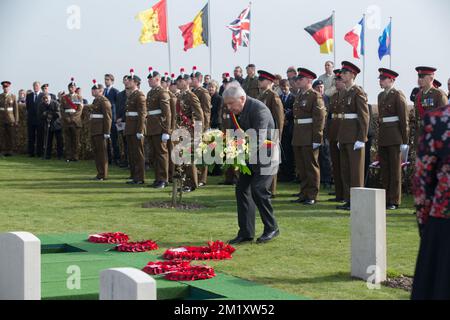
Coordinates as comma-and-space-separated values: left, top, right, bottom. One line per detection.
227, 5, 251, 52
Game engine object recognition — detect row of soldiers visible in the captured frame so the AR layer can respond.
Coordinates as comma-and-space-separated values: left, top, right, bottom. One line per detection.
243, 62, 447, 210
1, 63, 448, 204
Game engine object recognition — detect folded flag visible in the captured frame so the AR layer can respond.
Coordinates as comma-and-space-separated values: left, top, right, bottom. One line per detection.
136, 0, 168, 44
179, 3, 209, 51
304, 15, 334, 54
344, 17, 365, 59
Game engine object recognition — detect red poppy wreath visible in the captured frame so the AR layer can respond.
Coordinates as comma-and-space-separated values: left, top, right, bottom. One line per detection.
142, 260, 216, 281
163, 240, 236, 261
88, 232, 129, 244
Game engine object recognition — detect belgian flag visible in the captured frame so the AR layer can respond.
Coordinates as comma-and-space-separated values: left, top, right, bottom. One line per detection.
179, 3, 209, 51
304, 15, 334, 54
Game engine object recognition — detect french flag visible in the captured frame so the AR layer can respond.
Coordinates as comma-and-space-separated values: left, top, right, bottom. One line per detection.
344, 17, 365, 59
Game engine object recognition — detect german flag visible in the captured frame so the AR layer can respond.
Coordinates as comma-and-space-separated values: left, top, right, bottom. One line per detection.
179, 3, 209, 51
304, 15, 334, 54
136, 0, 167, 44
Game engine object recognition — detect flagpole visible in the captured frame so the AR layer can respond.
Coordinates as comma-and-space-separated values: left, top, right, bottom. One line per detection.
332, 10, 336, 66
362, 14, 366, 89
208, 0, 212, 77
389, 16, 392, 69
248, 1, 252, 65
166, 0, 172, 74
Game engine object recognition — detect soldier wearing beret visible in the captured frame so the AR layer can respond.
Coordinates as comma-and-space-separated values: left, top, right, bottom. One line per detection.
124, 70, 147, 185
58, 78, 84, 162
84, 81, 112, 180
327, 70, 346, 202
336, 61, 369, 210
191, 67, 212, 187
414, 66, 448, 144
145, 68, 172, 189
0, 81, 19, 156
242, 64, 261, 98
257, 70, 285, 197
290, 68, 326, 205
377, 68, 409, 210
174, 69, 204, 192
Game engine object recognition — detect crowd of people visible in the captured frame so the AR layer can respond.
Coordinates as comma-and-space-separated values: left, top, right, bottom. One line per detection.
1, 60, 449, 299
1, 62, 448, 206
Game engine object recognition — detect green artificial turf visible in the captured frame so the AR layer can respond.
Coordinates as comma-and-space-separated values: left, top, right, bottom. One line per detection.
0, 155, 420, 300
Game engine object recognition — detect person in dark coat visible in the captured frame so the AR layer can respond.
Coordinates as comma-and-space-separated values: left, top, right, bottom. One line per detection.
104, 74, 120, 165
223, 84, 279, 245
40, 94, 63, 159
278, 79, 296, 182
25, 81, 44, 157
207, 80, 223, 129
411, 104, 450, 300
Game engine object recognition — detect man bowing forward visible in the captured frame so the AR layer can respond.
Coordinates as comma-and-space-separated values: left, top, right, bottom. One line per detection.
223, 83, 280, 244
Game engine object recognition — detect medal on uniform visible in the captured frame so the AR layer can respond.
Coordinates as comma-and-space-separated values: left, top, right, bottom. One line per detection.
301, 100, 306, 107
347, 97, 352, 105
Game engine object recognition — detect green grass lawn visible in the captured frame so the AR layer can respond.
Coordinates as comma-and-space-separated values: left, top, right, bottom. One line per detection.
0, 155, 419, 300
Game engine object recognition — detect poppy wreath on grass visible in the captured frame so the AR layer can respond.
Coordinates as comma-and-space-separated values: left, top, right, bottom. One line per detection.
142, 260, 191, 275
163, 240, 236, 261
88, 232, 129, 244
165, 265, 216, 281
115, 240, 159, 252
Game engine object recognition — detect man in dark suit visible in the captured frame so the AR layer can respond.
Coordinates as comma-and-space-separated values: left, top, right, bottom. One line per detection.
104, 74, 120, 165
223, 83, 279, 244
116, 76, 129, 167
25, 81, 44, 157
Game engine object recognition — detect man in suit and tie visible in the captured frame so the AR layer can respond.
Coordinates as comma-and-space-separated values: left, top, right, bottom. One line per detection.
223, 84, 279, 245
25, 81, 43, 157
104, 74, 120, 166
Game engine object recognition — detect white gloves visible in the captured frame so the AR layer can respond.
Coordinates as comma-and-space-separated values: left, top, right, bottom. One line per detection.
136, 133, 144, 140
161, 133, 170, 142
400, 144, 409, 152
104, 134, 110, 140
353, 141, 365, 150
337, 142, 340, 150
312, 143, 321, 150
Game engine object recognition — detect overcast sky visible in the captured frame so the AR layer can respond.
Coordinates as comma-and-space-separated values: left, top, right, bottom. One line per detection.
1, 0, 449, 103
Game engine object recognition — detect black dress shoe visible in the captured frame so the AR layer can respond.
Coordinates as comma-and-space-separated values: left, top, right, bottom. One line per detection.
291, 192, 301, 197
256, 230, 280, 243
336, 202, 351, 210
327, 197, 344, 202
91, 177, 104, 181
290, 198, 306, 203
228, 236, 253, 245
303, 199, 316, 205
126, 180, 144, 185
386, 204, 398, 210
153, 181, 168, 189
198, 182, 206, 187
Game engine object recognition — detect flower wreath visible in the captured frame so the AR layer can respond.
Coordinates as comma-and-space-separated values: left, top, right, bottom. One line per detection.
163, 240, 236, 261
115, 240, 159, 252
142, 260, 191, 275
165, 265, 216, 281
88, 232, 129, 244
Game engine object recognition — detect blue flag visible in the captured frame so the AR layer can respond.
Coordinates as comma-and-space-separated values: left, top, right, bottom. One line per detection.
378, 22, 391, 60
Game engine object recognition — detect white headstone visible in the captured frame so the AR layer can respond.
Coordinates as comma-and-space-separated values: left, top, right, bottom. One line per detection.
351, 188, 387, 284
99, 267, 156, 300
0, 231, 41, 300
